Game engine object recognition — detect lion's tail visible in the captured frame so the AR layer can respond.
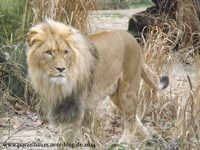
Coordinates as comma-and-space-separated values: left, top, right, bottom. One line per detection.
141, 65, 169, 90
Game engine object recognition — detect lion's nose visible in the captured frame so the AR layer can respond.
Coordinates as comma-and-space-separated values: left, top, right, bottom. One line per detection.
55, 67, 66, 72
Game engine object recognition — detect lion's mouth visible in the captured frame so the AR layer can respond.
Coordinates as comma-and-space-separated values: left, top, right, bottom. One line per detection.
49, 74, 65, 78
50, 74, 66, 84
56, 75, 64, 77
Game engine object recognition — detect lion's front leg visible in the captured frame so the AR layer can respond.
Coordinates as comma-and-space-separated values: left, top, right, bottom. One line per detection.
58, 118, 83, 150
57, 104, 85, 150
48, 94, 86, 150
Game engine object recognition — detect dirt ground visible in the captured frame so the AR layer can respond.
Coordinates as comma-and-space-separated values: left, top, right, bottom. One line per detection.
90, 7, 146, 33
0, 7, 198, 150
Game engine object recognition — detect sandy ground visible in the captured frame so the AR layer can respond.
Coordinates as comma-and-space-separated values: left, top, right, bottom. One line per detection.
0, 7, 198, 150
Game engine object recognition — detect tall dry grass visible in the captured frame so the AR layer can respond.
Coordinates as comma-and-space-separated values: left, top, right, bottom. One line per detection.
30, 0, 97, 33
135, 19, 200, 149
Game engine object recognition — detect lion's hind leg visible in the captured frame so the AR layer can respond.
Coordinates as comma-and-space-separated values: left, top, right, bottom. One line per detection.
110, 76, 149, 144
109, 78, 137, 143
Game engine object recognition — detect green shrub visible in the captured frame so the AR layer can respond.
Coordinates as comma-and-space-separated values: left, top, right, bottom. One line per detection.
0, 0, 32, 44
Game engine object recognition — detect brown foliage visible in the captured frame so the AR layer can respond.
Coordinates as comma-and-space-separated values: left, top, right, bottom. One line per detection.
29, 0, 97, 33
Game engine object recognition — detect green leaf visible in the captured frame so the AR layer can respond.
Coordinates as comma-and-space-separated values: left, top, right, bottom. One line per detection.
108, 144, 126, 150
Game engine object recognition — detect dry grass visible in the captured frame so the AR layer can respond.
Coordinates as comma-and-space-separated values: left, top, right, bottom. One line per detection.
0, 43, 33, 107
30, 0, 97, 33
134, 20, 200, 149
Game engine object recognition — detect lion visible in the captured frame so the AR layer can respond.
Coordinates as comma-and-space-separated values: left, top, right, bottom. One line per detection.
27, 19, 169, 145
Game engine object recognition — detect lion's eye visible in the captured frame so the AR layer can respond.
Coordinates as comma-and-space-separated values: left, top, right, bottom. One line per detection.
64, 50, 68, 56
64, 50, 68, 55
45, 50, 52, 56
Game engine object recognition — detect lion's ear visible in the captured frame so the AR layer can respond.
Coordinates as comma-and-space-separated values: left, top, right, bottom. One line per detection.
27, 30, 42, 47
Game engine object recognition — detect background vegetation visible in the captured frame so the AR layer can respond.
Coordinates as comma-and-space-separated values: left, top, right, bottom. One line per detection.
100, 0, 153, 9
0, 0, 31, 44
0, 0, 29, 112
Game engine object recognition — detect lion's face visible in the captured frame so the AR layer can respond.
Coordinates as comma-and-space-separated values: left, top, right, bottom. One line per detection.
27, 20, 79, 86
29, 36, 75, 84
